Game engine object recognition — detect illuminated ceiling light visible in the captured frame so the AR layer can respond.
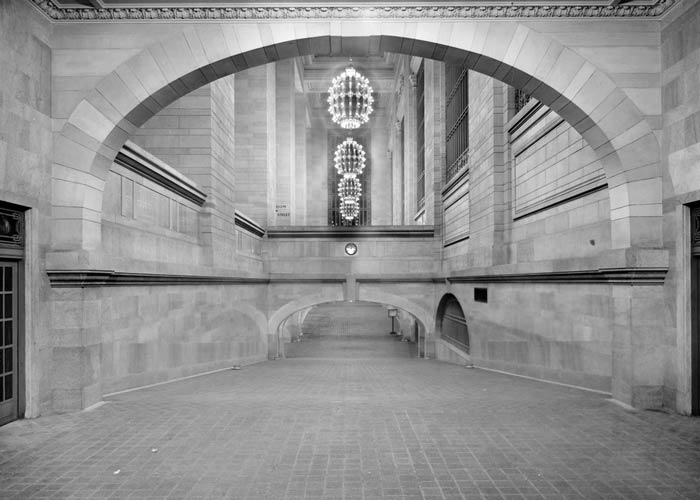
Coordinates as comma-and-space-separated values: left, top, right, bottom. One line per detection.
338, 176, 362, 200
334, 137, 366, 177
327, 66, 374, 129
340, 198, 360, 221
334, 138, 366, 222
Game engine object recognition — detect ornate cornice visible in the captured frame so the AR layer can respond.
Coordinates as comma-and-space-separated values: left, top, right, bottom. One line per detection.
30, 0, 678, 22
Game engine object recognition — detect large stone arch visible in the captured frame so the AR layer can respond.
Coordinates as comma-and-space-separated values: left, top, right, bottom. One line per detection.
52, 21, 661, 261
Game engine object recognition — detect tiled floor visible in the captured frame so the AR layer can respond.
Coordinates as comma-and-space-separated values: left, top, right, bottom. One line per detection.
1, 334, 700, 500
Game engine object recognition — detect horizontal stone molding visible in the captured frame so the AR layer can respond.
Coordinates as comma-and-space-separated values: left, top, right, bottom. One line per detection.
31, 0, 678, 21
235, 211, 265, 238
443, 233, 470, 247
46, 266, 667, 287
266, 226, 435, 239
46, 270, 438, 288
46, 270, 269, 288
115, 141, 207, 207
513, 177, 608, 220
441, 166, 469, 203
447, 267, 668, 286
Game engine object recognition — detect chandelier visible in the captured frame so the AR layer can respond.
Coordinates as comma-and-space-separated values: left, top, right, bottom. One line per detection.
327, 66, 374, 129
334, 138, 366, 221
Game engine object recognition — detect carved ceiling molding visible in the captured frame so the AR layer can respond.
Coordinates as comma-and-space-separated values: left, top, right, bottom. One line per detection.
30, 0, 677, 22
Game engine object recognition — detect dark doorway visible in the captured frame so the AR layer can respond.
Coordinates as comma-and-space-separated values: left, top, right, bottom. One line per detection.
0, 203, 24, 426
691, 204, 700, 415
436, 293, 469, 354
0, 262, 18, 425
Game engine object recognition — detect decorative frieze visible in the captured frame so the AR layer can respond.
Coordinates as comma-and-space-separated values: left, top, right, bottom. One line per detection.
691, 205, 700, 246
0, 207, 23, 248
30, 0, 678, 21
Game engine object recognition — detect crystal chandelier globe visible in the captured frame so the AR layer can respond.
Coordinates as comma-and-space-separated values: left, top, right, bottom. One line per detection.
340, 198, 360, 220
334, 137, 366, 177
333, 138, 366, 221
327, 66, 375, 129
338, 176, 362, 200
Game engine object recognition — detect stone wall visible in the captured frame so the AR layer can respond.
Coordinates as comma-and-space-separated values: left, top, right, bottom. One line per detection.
661, 0, 700, 413
443, 283, 613, 392
436, 70, 668, 407
50, 283, 268, 408
0, 0, 54, 417
234, 66, 273, 226
131, 78, 250, 271
302, 302, 391, 337
102, 161, 202, 273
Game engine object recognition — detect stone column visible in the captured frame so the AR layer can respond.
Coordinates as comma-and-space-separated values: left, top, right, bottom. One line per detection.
392, 119, 404, 225
404, 70, 418, 224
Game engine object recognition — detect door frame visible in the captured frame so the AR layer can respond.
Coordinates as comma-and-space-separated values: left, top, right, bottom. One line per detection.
0, 202, 26, 425
689, 203, 700, 415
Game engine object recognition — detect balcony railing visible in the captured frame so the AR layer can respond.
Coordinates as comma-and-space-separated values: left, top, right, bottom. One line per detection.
446, 147, 469, 183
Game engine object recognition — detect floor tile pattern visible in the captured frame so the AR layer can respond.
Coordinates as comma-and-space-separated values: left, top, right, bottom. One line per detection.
1, 334, 700, 499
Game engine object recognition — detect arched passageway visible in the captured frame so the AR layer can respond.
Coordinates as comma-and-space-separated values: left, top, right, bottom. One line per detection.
53, 24, 661, 263
275, 300, 423, 360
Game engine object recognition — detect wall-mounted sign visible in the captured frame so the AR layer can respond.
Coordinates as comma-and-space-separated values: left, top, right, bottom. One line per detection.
275, 204, 290, 218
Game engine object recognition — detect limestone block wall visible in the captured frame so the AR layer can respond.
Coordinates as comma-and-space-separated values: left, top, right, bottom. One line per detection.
50, 283, 268, 408
294, 91, 308, 226
661, 0, 700, 413
436, 70, 668, 407
209, 75, 238, 269
302, 302, 391, 337
131, 79, 243, 270
368, 120, 393, 226
132, 87, 213, 185
422, 60, 446, 229
442, 181, 470, 248
234, 66, 273, 226
305, 122, 330, 225
508, 102, 610, 263
0, 0, 53, 418
444, 72, 507, 269
264, 232, 440, 275
101, 162, 202, 273
274, 60, 296, 226
447, 282, 613, 391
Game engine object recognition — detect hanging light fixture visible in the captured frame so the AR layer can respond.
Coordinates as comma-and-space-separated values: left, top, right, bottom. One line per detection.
327, 66, 375, 129
334, 138, 366, 221
334, 137, 366, 177
338, 176, 362, 200
340, 198, 360, 221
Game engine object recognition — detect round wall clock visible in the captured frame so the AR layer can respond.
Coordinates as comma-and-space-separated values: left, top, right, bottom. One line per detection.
344, 242, 358, 256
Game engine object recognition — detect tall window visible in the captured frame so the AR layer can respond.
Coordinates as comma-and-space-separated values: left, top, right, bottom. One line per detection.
513, 88, 533, 115
445, 65, 468, 182
416, 63, 425, 212
327, 131, 371, 226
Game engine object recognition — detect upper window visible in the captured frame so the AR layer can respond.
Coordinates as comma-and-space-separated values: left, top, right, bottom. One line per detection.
513, 88, 533, 115
445, 65, 469, 183
416, 63, 426, 212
